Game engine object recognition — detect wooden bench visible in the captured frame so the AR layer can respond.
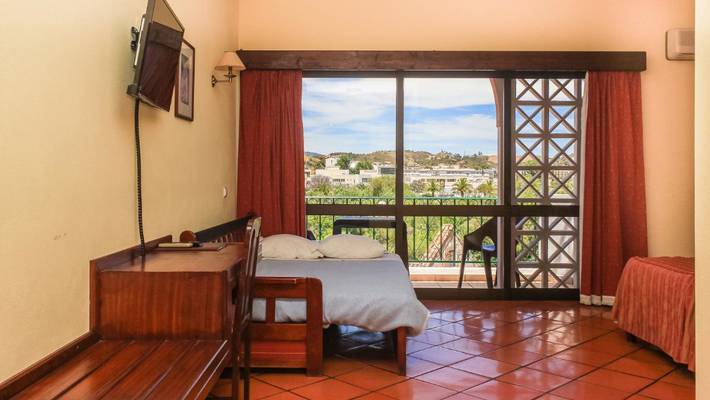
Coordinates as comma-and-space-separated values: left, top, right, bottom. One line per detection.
0, 236, 248, 400
2, 337, 229, 400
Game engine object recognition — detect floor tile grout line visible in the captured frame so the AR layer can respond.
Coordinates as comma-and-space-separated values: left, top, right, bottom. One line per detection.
624, 366, 689, 398
244, 302, 689, 400
385, 338, 646, 397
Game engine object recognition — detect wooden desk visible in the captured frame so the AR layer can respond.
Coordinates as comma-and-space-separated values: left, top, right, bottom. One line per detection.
91, 242, 247, 340
2, 239, 248, 399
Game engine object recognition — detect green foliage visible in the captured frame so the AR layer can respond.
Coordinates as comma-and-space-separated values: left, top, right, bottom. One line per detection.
460, 152, 492, 170
407, 150, 493, 170
352, 160, 374, 173
306, 214, 491, 265
307, 175, 333, 195
305, 156, 325, 171
331, 150, 493, 170
409, 179, 426, 194
426, 180, 442, 197
405, 216, 489, 263
336, 154, 353, 170
306, 176, 399, 199
369, 176, 395, 198
453, 178, 472, 197
476, 180, 496, 197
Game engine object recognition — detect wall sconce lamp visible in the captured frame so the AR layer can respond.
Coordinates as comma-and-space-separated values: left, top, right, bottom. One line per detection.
211, 51, 245, 87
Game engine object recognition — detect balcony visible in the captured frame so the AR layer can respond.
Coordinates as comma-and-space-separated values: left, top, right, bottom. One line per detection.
306, 195, 499, 288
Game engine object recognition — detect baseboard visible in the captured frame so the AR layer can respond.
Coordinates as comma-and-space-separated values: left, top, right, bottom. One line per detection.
0, 332, 99, 399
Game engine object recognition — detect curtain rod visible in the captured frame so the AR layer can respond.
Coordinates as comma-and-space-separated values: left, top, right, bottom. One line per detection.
236, 50, 646, 72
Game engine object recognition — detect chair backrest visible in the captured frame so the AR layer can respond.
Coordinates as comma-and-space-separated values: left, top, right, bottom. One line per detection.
179, 212, 255, 243
235, 217, 262, 336
465, 218, 498, 250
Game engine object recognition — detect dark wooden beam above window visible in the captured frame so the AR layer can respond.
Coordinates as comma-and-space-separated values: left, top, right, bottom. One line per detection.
236, 50, 646, 72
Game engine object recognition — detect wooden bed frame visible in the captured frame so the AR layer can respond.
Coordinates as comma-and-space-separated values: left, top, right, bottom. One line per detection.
251, 277, 323, 375
180, 215, 408, 376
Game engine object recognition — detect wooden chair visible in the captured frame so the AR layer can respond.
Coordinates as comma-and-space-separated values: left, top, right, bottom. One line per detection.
181, 217, 325, 376
459, 219, 522, 289
179, 212, 254, 243
233, 217, 262, 400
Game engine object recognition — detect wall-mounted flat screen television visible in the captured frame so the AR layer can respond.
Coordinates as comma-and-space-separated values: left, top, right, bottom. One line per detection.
127, 0, 185, 111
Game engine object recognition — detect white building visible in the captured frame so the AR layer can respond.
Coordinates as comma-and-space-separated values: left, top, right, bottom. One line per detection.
309, 158, 395, 186
307, 156, 496, 196
404, 167, 496, 195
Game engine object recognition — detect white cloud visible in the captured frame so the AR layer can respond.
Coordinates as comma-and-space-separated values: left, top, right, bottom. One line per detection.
405, 114, 499, 154
303, 78, 395, 127
302, 77, 500, 154
303, 77, 498, 114
405, 78, 499, 109
305, 129, 394, 154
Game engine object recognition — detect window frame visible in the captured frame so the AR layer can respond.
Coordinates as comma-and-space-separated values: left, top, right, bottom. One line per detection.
303, 70, 584, 300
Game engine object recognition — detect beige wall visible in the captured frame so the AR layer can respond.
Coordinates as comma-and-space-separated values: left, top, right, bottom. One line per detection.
0, 0, 239, 380
238, 0, 695, 258
696, 0, 708, 396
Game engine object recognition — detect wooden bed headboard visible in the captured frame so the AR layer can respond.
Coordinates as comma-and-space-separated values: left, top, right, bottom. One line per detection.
179, 212, 255, 243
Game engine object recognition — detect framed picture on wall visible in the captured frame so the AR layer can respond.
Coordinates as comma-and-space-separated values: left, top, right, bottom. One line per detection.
175, 39, 195, 121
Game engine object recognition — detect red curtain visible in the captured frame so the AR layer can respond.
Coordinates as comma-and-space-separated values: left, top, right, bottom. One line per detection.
237, 70, 306, 237
581, 71, 648, 303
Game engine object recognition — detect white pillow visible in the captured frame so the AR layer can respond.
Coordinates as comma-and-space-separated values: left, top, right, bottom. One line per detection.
318, 234, 386, 259
262, 234, 323, 259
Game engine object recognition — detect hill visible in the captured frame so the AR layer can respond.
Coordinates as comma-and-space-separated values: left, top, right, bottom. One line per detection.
307, 150, 494, 170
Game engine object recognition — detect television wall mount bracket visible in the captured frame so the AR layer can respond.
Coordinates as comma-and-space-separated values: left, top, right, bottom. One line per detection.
130, 26, 140, 51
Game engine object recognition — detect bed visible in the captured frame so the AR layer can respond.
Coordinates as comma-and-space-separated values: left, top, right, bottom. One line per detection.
612, 256, 695, 371
180, 219, 428, 376
251, 254, 428, 376
254, 254, 429, 335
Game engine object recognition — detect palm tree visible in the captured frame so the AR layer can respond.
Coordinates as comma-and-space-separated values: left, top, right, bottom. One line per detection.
426, 180, 441, 197
476, 180, 496, 197
453, 178, 472, 197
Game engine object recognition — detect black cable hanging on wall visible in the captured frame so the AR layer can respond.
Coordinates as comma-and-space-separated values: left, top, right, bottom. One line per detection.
134, 98, 146, 256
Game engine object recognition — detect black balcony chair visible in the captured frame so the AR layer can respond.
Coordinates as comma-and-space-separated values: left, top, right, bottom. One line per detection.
458, 219, 521, 289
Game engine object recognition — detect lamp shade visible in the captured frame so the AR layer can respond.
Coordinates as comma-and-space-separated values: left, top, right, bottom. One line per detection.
215, 51, 245, 71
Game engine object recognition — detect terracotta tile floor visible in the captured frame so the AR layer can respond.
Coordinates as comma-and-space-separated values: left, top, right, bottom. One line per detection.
210, 300, 695, 400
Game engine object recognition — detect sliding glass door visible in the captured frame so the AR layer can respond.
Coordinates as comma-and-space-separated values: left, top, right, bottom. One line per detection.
303, 72, 583, 300
403, 77, 503, 290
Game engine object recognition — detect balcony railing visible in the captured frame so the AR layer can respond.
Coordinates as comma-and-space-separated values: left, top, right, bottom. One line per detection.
306, 196, 498, 268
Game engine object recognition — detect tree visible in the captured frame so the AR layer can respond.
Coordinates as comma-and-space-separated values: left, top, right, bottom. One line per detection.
368, 176, 395, 197
305, 157, 325, 171
426, 180, 441, 197
308, 175, 332, 195
352, 159, 374, 173
453, 178, 472, 197
476, 180, 496, 197
336, 154, 353, 170
410, 179, 427, 194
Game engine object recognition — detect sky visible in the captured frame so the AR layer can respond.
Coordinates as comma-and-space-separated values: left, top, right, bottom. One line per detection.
303, 78, 500, 155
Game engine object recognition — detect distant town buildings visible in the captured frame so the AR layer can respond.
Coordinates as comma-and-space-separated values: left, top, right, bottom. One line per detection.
306, 156, 497, 196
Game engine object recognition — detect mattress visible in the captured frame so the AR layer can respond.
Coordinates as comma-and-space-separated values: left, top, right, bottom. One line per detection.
253, 254, 429, 336
612, 256, 695, 370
